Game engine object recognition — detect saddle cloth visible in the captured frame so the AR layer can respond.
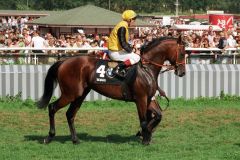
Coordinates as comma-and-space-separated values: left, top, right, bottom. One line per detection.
94, 59, 137, 85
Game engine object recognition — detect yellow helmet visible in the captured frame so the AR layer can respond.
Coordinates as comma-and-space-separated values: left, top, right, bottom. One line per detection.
122, 10, 137, 21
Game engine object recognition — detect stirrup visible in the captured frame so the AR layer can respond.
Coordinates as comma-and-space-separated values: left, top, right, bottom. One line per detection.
113, 68, 126, 78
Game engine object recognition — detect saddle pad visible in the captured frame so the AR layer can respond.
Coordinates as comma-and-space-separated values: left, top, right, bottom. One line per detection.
94, 60, 137, 85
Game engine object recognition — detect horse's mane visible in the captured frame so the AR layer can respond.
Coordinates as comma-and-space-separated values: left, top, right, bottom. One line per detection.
141, 36, 177, 54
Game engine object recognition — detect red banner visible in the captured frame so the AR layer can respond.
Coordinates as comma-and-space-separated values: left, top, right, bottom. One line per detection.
209, 14, 233, 30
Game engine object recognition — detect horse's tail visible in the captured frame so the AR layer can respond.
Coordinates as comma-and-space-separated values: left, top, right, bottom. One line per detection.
37, 60, 63, 109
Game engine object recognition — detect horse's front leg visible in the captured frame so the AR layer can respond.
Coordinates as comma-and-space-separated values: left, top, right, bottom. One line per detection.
136, 100, 162, 142
146, 100, 162, 133
136, 98, 152, 145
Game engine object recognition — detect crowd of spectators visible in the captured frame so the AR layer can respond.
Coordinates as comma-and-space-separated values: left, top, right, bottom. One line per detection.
1, 15, 240, 64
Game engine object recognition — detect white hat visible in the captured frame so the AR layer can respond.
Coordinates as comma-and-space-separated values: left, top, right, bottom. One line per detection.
77, 29, 84, 34
136, 43, 141, 49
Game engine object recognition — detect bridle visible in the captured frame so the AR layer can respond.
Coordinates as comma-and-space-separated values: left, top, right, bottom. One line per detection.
141, 44, 186, 73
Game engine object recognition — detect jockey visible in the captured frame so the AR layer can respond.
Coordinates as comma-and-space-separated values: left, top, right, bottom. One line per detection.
108, 10, 140, 77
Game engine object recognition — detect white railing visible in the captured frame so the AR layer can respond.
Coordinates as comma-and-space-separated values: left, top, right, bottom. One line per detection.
0, 47, 108, 51
0, 47, 240, 64
0, 46, 238, 52
185, 47, 240, 64
0, 47, 108, 64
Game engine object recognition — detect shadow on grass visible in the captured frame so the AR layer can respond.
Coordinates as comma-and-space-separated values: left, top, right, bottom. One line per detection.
24, 133, 139, 144
234, 143, 240, 147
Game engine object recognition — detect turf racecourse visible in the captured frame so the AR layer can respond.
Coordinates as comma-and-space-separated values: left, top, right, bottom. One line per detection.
0, 96, 240, 160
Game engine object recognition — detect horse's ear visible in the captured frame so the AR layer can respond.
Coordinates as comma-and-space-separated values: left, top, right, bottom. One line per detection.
177, 34, 183, 45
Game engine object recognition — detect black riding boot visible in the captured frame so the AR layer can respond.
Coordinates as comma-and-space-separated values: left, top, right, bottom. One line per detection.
112, 62, 127, 78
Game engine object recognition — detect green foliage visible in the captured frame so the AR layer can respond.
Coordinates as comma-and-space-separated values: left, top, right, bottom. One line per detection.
219, 91, 240, 101
0, 92, 22, 102
0, 0, 239, 14
0, 92, 35, 109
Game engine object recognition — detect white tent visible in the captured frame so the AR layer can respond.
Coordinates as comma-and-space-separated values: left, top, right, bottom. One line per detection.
189, 21, 201, 25
170, 24, 222, 31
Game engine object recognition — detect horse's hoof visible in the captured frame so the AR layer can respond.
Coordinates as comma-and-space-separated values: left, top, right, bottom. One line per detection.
72, 138, 80, 144
141, 131, 152, 145
136, 131, 142, 137
43, 136, 53, 144
142, 140, 150, 145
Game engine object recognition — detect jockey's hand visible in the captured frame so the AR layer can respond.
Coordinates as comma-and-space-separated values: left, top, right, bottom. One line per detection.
135, 49, 141, 55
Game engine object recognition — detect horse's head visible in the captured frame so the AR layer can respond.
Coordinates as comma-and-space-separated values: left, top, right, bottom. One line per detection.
168, 35, 186, 77
140, 36, 186, 77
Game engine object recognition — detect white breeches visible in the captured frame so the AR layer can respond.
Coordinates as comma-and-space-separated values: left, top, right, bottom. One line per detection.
108, 50, 140, 65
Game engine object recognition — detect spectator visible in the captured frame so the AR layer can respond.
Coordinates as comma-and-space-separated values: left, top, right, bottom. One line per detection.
22, 28, 32, 50
101, 36, 108, 48
66, 36, 78, 54
65, 35, 71, 46
218, 32, 226, 49
81, 36, 91, 48
207, 30, 215, 45
17, 34, 25, 53
219, 32, 235, 64
31, 30, 46, 53
211, 36, 220, 48
11, 17, 17, 30
93, 34, 103, 47
1, 17, 7, 30
0, 29, 5, 42
75, 34, 83, 47
191, 33, 198, 43
129, 33, 135, 46
208, 26, 213, 33
14, 34, 26, 64
46, 37, 57, 63
185, 35, 194, 47
191, 36, 202, 64
225, 32, 236, 49
193, 36, 202, 48
44, 32, 52, 47
201, 38, 210, 48
144, 34, 153, 45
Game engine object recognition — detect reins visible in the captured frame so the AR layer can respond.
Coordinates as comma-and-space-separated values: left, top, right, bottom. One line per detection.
157, 86, 170, 111
141, 44, 185, 74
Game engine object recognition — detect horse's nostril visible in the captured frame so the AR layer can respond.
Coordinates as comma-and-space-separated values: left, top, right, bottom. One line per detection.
181, 72, 185, 77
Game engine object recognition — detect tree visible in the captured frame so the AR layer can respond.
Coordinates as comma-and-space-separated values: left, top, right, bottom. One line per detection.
0, 0, 239, 14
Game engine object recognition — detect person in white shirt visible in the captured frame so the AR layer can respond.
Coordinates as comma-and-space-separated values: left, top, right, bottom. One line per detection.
11, 17, 17, 30
8, 17, 12, 29
225, 33, 236, 49
31, 30, 46, 53
221, 32, 236, 64
1, 17, 7, 29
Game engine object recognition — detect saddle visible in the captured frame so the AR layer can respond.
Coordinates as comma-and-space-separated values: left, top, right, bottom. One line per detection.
94, 59, 138, 100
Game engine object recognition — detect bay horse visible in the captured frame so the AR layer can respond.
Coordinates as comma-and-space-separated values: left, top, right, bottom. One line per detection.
37, 36, 186, 145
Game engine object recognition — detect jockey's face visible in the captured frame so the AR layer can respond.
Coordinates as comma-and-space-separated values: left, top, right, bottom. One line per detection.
129, 19, 136, 27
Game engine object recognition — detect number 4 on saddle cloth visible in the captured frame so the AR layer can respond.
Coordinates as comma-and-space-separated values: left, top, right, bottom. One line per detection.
94, 59, 137, 85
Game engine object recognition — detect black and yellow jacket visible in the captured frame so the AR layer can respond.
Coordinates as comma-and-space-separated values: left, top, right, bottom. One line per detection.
108, 20, 133, 53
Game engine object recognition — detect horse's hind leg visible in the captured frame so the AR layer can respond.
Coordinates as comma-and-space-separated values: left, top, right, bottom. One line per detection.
66, 88, 90, 144
44, 96, 70, 144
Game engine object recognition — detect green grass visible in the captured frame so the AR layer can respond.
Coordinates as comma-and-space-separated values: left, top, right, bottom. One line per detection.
0, 97, 240, 160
